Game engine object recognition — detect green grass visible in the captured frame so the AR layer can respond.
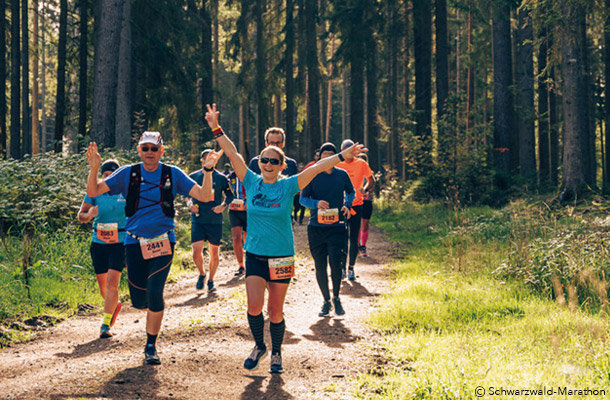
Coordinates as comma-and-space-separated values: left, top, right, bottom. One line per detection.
358, 200, 610, 399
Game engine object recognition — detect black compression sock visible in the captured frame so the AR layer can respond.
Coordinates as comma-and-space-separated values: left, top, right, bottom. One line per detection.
247, 313, 266, 350
146, 333, 158, 346
269, 319, 285, 355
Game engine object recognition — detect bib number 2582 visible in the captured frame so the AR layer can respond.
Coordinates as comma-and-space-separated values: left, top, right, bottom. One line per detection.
139, 234, 172, 260
268, 256, 295, 280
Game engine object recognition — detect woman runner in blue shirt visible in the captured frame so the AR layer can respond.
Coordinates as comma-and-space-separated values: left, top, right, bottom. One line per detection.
78, 159, 126, 338
204, 104, 366, 374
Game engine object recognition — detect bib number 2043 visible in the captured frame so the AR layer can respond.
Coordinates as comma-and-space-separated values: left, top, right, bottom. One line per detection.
139, 234, 172, 260
268, 256, 295, 280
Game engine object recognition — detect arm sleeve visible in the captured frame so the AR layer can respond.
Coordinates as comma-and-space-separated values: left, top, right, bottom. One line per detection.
299, 183, 318, 209
287, 175, 300, 196
344, 173, 355, 208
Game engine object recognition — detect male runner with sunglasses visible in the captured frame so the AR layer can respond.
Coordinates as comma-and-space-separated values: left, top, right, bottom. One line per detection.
85, 131, 215, 365
247, 127, 298, 177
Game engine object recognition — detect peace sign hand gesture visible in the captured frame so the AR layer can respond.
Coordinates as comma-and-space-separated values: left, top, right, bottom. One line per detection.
205, 104, 220, 130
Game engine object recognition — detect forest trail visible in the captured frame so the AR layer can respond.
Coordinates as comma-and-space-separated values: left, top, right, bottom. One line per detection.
0, 221, 391, 400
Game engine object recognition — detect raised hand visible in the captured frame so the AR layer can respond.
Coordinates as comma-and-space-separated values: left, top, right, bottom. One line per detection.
86, 142, 102, 170
204, 149, 224, 170
205, 104, 220, 130
341, 142, 367, 160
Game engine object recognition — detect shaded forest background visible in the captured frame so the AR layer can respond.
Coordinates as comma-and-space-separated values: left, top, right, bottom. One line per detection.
1, 0, 609, 203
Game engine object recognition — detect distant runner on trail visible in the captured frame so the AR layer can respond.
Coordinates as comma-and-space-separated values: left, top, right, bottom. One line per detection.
204, 103, 366, 374
78, 159, 126, 339
227, 168, 247, 277
185, 148, 234, 292
85, 132, 215, 365
357, 153, 375, 257
337, 139, 376, 281
300, 142, 355, 317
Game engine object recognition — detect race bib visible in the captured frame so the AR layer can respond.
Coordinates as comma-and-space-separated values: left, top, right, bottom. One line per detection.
318, 208, 340, 224
139, 233, 172, 260
96, 223, 119, 244
268, 256, 295, 280
230, 198, 247, 211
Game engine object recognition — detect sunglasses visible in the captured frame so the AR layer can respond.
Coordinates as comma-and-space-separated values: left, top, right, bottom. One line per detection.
141, 146, 159, 152
260, 157, 281, 165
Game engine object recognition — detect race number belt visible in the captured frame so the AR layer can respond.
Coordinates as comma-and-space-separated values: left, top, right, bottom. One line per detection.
96, 223, 119, 244
318, 208, 339, 224
230, 198, 247, 211
268, 256, 295, 280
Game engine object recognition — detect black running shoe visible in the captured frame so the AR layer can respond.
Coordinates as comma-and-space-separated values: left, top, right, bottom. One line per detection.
269, 353, 283, 374
348, 267, 356, 280
196, 274, 206, 290
244, 345, 267, 370
333, 297, 345, 316
234, 266, 245, 276
319, 301, 332, 317
207, 279, 216, 292
144, 344, 161, 365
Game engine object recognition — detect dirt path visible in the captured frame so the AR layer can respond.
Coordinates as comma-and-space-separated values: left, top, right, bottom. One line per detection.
0, 222, 391, 400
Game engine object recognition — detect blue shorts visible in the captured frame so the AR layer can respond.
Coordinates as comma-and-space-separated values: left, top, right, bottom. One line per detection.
229, 210, 247, 231
191, 223, 222, 246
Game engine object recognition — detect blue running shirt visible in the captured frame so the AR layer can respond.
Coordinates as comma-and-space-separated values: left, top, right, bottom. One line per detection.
104, 162, 196, 245
242, 169, 300, 256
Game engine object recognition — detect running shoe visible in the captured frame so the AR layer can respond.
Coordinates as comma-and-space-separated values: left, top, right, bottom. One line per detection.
196, 274, 206, 290
319, 301, 332, 317
100, 324, 112, 339
360, 245, 368, 257
244, 345, 267, 370
207, 279, 216, 292
144, 344, 161, 365
234, 266, 245, 277
110, 302, 122, 328
333, 297, 345, 316
269, 353, 283, 374
348, 267, 356, 280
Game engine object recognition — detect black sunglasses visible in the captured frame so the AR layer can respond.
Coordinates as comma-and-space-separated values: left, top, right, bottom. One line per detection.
260, 157, 280, 165
141, 146, 159, 152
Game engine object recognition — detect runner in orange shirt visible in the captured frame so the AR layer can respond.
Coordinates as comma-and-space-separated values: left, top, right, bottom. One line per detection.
336, 139, 375, 280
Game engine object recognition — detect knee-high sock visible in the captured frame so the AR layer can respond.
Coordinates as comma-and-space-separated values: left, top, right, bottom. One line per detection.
269, 319, 285, 355
247, 312, 265, 349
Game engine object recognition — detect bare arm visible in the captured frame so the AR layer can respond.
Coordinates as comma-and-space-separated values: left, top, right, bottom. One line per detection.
363, 173, 376, 193
85, 142, 110, 197
77, 201, 98, 223
297, 144, 367, 190
205, 104, 248, 181
188, 150, 222, 202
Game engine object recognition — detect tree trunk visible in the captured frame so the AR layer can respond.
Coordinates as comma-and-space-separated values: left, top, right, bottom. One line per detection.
435, 0, 448, 121
32, 0, 39, 155
79, 0, 88, 147
349, 6, 365, 145
492, 0, 513, 178
41, 1, 47, 152
91, 0, 124, 148
254, 0, 269, 149
285, 0, 295, 153
54, 0, 66, 152
549, 63, 559, 186
538, 22, 550, 186
325, 35, 335, 143
115, 0, 132, 149
365, 14, 379, 172
603, 0, 610, 193
22, 0, 30, 156
516, 5, 535, 180
412, 0, 432, 170
580, 13, 595, 187
466, 11, 474, 132
388, 0, 399, 172
305, 0, 321, 155
201, 0, 213, 109
0, 0, 6, 157
560, 1, 587, 198
10, 0, 20, 158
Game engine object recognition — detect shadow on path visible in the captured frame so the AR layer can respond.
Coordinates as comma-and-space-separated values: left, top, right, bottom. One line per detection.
302, 318, 361, 349
240, 374, 292, 400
